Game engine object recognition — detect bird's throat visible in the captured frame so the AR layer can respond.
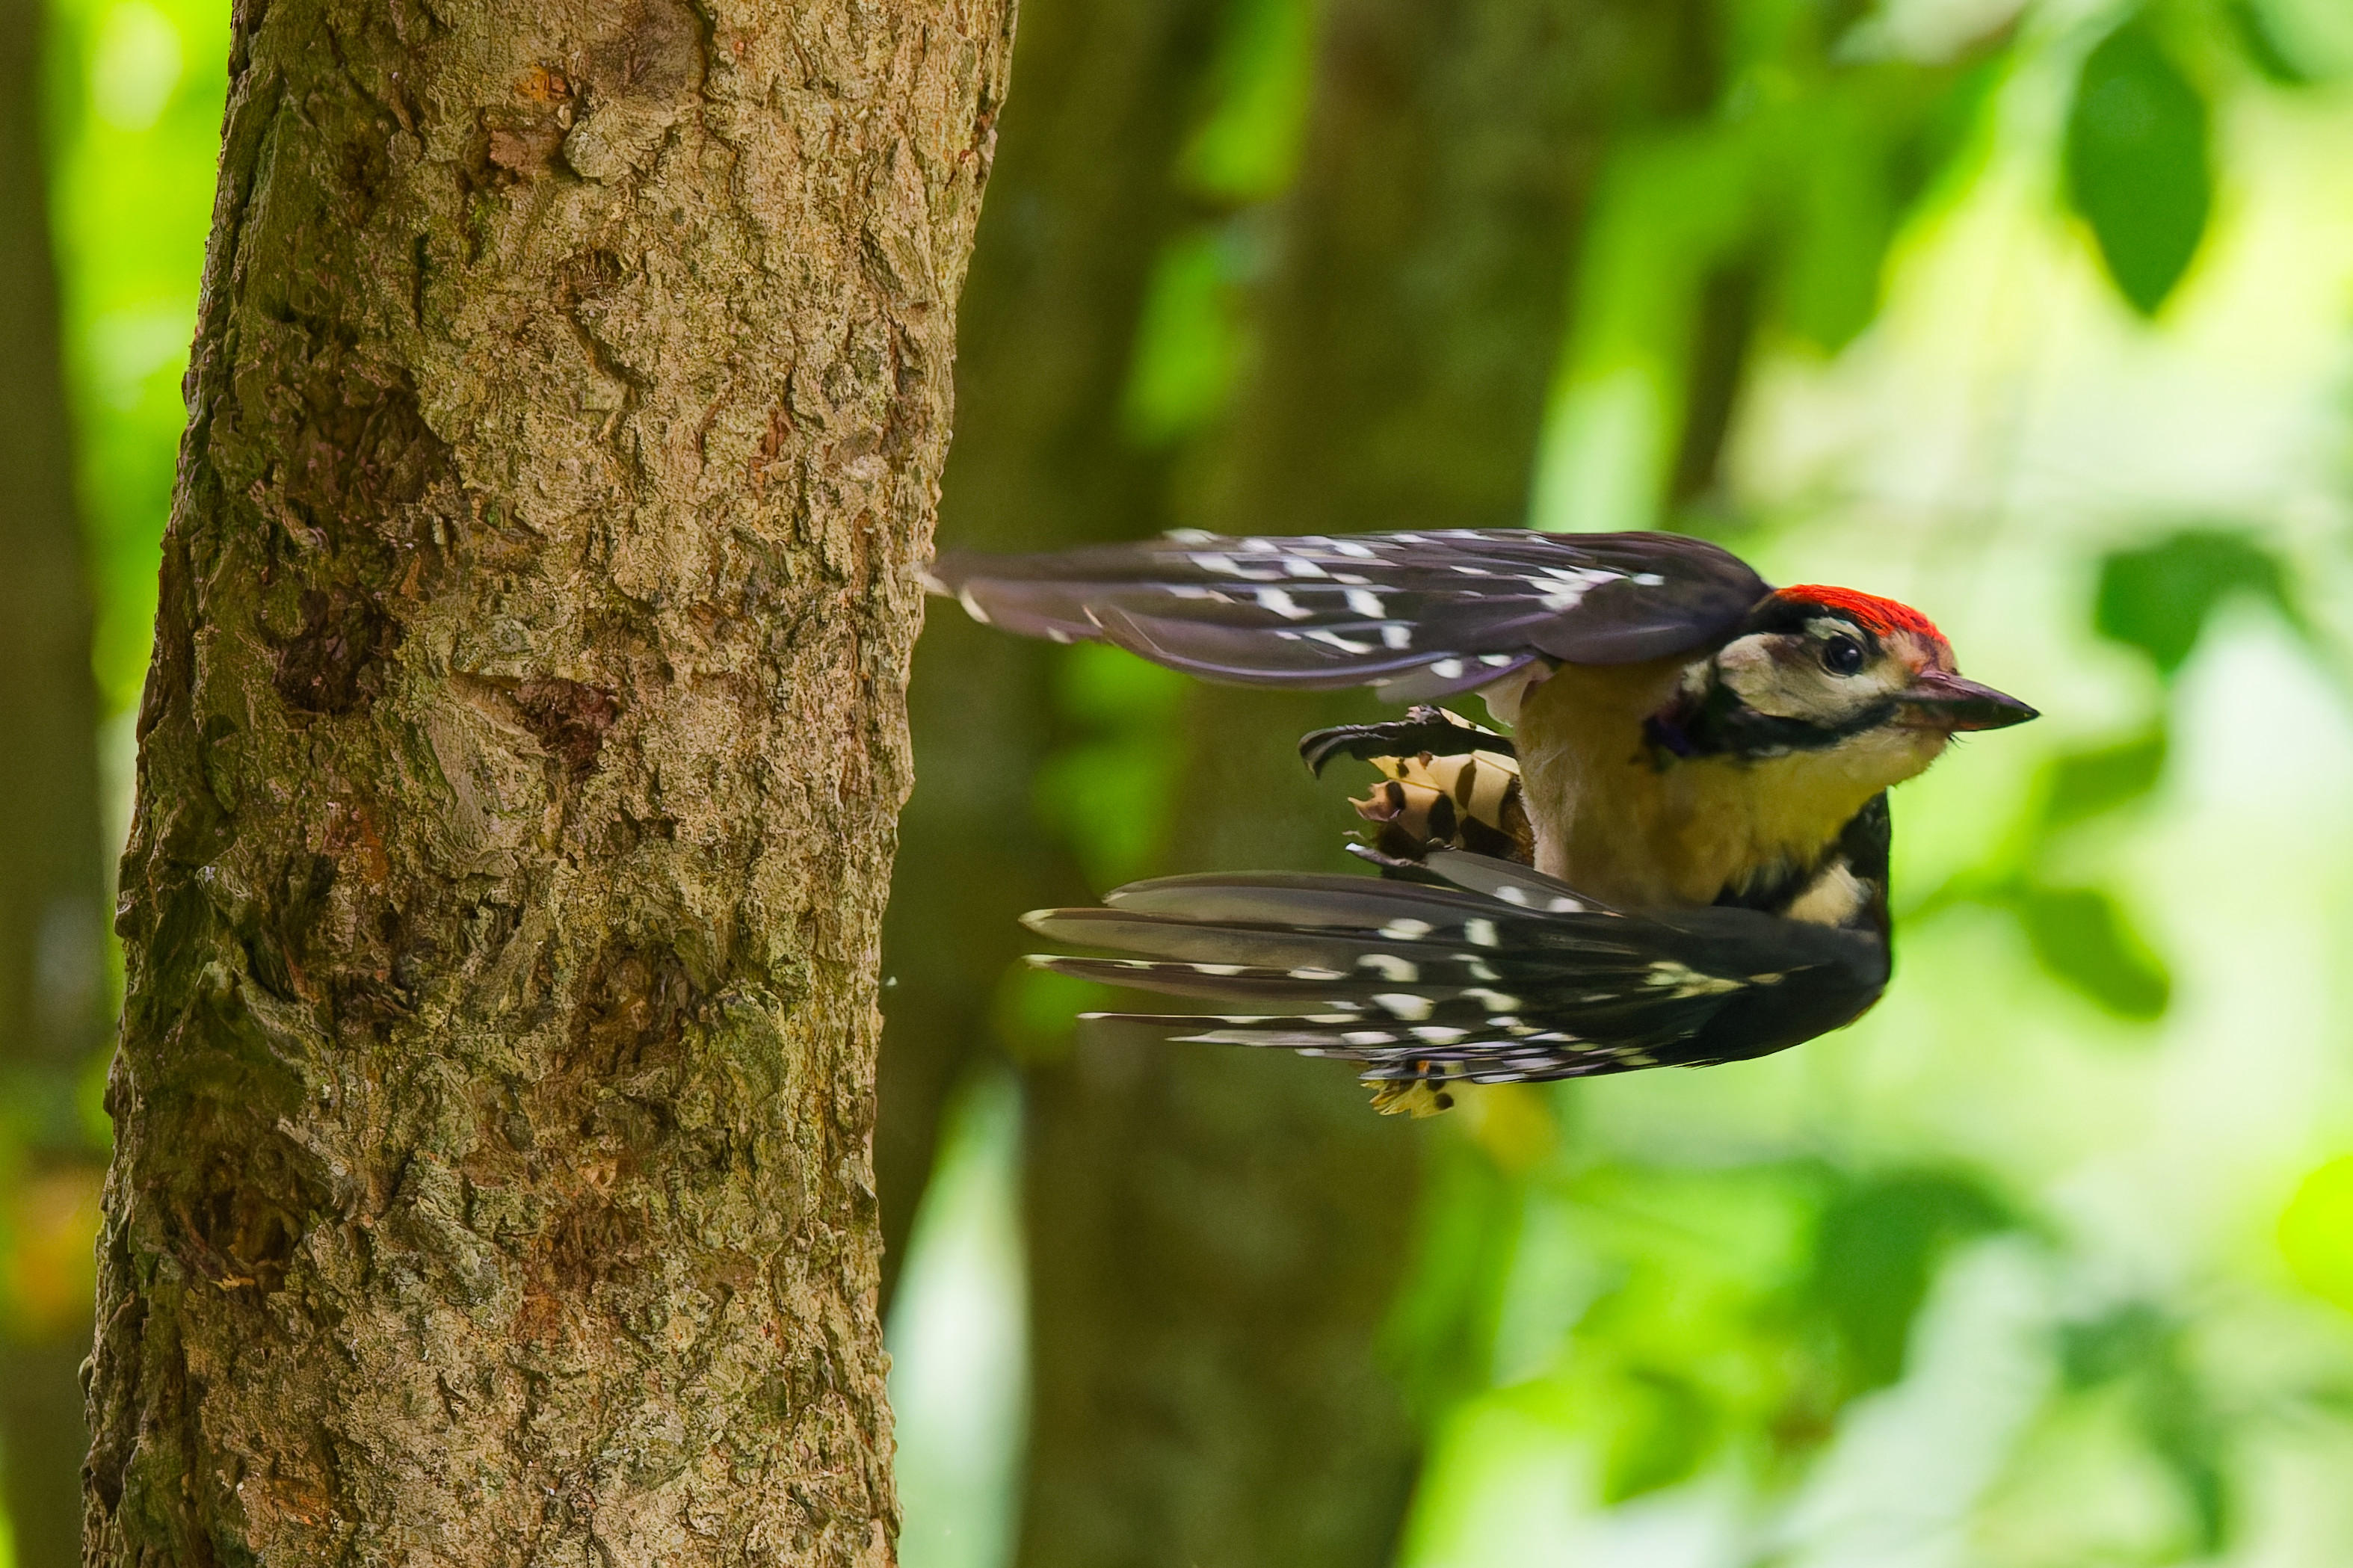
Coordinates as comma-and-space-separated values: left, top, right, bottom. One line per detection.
1508, 659, 1943, 911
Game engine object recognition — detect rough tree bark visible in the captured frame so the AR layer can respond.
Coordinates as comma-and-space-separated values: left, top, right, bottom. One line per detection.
0, 0, 108, 1560
877, 0, 1215, 1311
1015, 4, 1709, 1566
85, 0, 1012, 1561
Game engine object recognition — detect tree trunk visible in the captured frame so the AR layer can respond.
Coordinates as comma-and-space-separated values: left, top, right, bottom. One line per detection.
84, 0, 1012, 1561
878, 0, 1215, 1312
1015, 4, 1702, 1565
0, 0, 108, 1561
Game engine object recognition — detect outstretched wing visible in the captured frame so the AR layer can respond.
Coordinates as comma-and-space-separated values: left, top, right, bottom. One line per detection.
1025, 851, 1888, 1095
924, 528, 1767, 700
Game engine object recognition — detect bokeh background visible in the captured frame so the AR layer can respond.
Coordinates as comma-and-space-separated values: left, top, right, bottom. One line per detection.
5, 0, 2353, 1565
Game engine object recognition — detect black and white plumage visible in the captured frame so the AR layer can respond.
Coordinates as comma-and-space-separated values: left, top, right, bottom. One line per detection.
922, 528, 1765, 702
928, 526, 2035, 1111
1029, 848, 1889, 1114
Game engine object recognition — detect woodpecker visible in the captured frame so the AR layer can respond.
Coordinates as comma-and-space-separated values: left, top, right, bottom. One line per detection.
923, 528, 2035, 1114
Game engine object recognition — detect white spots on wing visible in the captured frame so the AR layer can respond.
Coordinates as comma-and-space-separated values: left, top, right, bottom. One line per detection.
1333, 540, 1379, 558
957, 587, 993, 624
1345, 588, 1387, 618
1304, 629, 1377, 654
1464, 919, 1500, 948
1375, 993, 1435, 1020
1331, 572, 1372, 585
1464, 988, 1521, 1011
1254, 587, 1313, 620
1379, 918, 1434, 940
1491, 883, 1583, 913
1644, 960, 1743, 997
1359, 954, 1420, 983
1464, 958, 1501, 981
1632, 572, 1665, 586
1283, 556, 1330, 579
1343, 1030, 1398, 1046
1188, 963, 1246, 976
1430, 658, 1466, 680
1410, 1025, 1469, 1044
1532, 564, 1624, 612
1381, 625, 1413, 649
1288, 966, 1347, 981
1478, 653, 1517, 667
1165, 584, 1229, 600
1191, 550, 1286, 582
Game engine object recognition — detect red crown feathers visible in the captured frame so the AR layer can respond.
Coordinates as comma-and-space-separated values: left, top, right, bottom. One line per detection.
1773, 584, 1945, 643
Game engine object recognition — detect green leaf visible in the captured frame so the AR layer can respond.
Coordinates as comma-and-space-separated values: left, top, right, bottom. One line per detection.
2038, 726, 2167, 830
2094, 529, 2299, 676
1121, 226, 1246, 449
2059, 1304, 2231, 1552
2011, 883, 2171, 1021
1600, 1367, 1714, 1503
2279, 1155, 2353, 1316
2064, 19, 2212, 315
1805, 1170, 2011, 1398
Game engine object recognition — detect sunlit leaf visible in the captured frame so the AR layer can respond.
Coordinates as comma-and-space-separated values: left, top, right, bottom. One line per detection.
2280, 1156, 2353, 1315
1805, 1169, 2010, 1398
2094, 529, 2298, 676
2010, 883, 2171, 1021
2064, 18, 2212, 315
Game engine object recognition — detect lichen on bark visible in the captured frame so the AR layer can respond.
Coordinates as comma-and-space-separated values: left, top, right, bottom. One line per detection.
87, 0, 1014, 1561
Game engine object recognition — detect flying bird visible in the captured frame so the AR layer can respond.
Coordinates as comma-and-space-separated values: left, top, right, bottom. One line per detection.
922, 528, 2035, 1114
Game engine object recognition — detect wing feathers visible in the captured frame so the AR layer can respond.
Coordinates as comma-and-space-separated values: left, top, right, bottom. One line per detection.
925, 528, 1767, 694
1032, 851, 1887, 1087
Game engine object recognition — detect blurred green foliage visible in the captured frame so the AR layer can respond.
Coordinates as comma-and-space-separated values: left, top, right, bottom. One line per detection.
36, 0, 2353, 1563
45, 0, 227, 714
2064, 16, 2212, 316
2095, 527, 2304, 675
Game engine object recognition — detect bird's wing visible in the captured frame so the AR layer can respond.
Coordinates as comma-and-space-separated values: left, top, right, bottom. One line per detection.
1024, 851, 1888, 1085
923, 528, 1767, 700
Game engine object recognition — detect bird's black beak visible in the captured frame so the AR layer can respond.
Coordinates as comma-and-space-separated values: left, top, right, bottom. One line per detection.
1899, 669, 2039, 731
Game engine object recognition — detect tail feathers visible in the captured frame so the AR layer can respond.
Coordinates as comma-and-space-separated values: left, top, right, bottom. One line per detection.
1029, 851, 1890, 1111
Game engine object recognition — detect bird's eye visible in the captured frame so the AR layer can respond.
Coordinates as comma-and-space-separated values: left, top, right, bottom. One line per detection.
1822, 635, 1865, 676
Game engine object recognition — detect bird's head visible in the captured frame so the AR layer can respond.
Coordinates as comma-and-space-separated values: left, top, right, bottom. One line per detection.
1646, 584, 2037, 785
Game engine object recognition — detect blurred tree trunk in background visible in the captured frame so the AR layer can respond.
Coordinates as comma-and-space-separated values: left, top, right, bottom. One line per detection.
0, 0, 108, 1560
1017, 4, 1709, 1567
878, 0, 1218, 1310
82, 0, 1011, 1559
